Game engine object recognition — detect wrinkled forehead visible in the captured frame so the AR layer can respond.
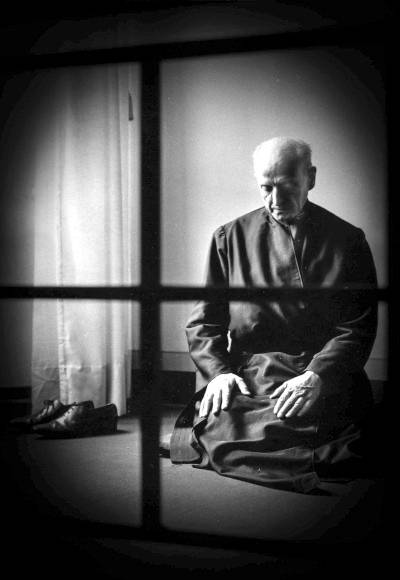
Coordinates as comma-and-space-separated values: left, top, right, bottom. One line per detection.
254, 149, 305, 179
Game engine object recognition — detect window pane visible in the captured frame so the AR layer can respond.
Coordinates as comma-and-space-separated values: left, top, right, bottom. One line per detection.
0, 64, 141, 287
159, 303, 385, 541
161, 48, 387, 288
160, 47, 388, 390
1, 299, 142, 527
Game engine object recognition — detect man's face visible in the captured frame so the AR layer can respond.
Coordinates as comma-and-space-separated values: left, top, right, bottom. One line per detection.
254, 152, 315, 223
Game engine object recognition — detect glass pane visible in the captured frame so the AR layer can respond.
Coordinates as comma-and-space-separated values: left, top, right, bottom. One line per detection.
160, 45, 388, 420
161, 48, 387, 288
0, 64, 141, 287
1, 299, 142, 528
160, 299, 385, 541
160, 47, 386, 541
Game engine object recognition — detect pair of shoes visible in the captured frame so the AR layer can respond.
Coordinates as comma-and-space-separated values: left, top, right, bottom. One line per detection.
33, 402, 118, 438
9, 399, 94, 431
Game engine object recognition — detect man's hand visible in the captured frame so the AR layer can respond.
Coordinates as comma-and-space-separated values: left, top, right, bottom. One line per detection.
270, 371, 322, 419
199, 373, 251, 418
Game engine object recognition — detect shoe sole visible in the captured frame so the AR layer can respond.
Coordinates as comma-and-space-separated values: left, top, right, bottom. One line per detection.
34, 417, 118, 439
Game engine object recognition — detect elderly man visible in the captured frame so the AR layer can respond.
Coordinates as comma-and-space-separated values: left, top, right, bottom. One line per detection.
166, 137, 377, 494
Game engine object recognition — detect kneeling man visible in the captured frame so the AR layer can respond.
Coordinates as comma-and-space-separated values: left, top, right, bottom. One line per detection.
166, 137, 377, 494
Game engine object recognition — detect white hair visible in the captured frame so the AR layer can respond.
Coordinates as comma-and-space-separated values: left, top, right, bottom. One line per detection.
252, 137, 313, 171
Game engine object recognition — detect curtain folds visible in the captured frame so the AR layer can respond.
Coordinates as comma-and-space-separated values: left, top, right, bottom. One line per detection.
31, 64, 140, 413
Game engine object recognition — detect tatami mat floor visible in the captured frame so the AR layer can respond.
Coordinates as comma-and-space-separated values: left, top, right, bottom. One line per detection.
1, 406, 384, 576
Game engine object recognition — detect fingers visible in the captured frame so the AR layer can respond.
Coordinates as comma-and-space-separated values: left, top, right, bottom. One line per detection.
212, 389, 222, 415
273, 383, 291, 415
270, 384, 286, 399
200, 373, 319, 420
199, 386, 224, 417
237, 378, 251, 396
273, 383, 318, 419
199, 394, 212, 418
297, 398, 313, 417
284, 395, 316, 418
273, 381, 308, 418
221, 384, 231, 410
275, 391, 300, 418
199, 374, 250, 417
283, 396, 304, 418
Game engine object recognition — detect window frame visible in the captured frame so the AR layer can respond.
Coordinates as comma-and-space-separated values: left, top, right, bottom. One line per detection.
0, 19, 390, 557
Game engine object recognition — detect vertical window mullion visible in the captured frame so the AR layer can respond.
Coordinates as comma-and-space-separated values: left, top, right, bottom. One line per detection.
140, 58, 161, 532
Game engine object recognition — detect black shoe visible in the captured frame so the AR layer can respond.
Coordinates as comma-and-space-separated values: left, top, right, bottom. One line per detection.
33, 403, 118, 438
10, 399, 94, 431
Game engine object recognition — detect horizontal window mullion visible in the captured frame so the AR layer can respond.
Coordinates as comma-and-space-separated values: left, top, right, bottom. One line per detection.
3, 21, 386, 73
0, 285, 389, 302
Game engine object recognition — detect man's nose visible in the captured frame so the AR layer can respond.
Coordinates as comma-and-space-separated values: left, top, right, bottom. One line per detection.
271, 186, 285, 205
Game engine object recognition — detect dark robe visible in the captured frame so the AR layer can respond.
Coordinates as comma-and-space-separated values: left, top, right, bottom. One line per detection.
170, 201, 378, 493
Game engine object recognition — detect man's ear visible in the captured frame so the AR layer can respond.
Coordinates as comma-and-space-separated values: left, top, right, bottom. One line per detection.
308, 166, 316, 191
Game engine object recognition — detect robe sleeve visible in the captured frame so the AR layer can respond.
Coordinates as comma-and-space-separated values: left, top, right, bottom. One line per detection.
306, 229, 378, 386
185, 227, 232, 385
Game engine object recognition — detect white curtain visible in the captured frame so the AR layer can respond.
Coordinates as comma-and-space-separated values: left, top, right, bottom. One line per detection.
30, 64, 140, 414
